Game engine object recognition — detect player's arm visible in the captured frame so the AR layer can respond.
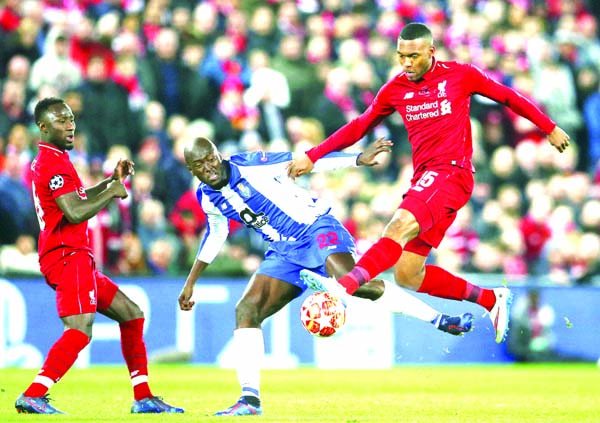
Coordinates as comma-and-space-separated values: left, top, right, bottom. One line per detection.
178, 209, 229, 311
470, 65, 570, 153
178, 259, 209, 311
287, 86, 394, 177
55, 179, 127, 224
311, 137, 393, 172
86, 159, 135, 198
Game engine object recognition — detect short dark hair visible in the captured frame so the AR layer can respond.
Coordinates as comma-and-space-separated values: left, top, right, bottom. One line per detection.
399, 23, 433, 41
34, 97, 65, 124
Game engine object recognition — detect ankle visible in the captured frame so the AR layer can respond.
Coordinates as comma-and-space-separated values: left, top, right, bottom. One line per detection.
242, 395, 260, 407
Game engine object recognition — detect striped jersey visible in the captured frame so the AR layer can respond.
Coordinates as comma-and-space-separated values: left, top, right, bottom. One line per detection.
195, 151, 358, 264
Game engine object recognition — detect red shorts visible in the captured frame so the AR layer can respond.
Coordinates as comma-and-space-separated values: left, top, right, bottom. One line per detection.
401, 164, 473, 256
44, 251, 119, 317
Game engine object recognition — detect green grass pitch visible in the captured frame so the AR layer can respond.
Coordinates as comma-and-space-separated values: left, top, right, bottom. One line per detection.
1, 364, 599, 422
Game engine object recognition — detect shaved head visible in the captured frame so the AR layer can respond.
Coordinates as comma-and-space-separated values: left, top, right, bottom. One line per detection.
184, 136, 218, 165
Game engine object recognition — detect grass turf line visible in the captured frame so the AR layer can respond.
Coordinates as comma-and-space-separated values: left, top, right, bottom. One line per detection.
0, 364, 599, 422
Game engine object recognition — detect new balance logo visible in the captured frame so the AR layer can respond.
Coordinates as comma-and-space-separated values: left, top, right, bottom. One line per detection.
403, 92, 414, 99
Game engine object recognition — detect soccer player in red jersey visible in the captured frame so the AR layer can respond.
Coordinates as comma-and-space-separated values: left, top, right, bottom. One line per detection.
15, 97, 183, 415
288, 23, 571, 344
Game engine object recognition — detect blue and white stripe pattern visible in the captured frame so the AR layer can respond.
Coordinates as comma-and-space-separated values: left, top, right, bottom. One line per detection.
196, 151, 358, 264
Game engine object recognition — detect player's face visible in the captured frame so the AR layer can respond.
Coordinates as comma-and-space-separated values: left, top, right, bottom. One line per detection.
396, 37, 434, 81
41, 103, 76, 150
187, 148, 227, 188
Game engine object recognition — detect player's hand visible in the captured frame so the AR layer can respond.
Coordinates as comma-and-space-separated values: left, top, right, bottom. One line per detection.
178, 284, 196, 311
108, 179, 128, 199
357, 137, 393, 166
112, 158, 135, 182
286, 154, 314, 179
547, 126, 570, 153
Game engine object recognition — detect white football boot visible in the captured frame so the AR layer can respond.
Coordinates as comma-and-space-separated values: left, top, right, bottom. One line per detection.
300, 269, 348, 300
488, 287, 513, 343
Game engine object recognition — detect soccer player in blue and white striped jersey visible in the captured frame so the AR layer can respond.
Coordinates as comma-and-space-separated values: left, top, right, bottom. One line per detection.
177, 136, 473, 416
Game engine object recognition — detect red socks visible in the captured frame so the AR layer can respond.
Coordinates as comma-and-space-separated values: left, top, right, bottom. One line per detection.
120, 318, 153, 400
24, 328, 90, 397
418, 265, 496, 311
24, 318, 154, 401
338, 237, 404, 294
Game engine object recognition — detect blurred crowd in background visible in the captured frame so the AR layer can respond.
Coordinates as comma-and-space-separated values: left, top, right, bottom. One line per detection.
0, 0, 599, 286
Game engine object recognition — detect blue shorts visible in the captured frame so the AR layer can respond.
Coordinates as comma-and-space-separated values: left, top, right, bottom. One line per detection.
256, 214, 356, 293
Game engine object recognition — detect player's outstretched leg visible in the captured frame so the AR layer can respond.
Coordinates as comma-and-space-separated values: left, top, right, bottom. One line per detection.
214, 397, 263, 416
434, 313, 474, 336
300, 269, 347, 298
131, 396, 184, 413
488, 287, 513, 343
15, 394, 65, 414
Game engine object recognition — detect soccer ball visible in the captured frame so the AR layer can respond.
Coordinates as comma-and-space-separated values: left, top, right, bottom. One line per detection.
300, 291, 346, 337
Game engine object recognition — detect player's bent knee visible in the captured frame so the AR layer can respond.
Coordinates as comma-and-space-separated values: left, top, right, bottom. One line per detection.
384, 211, 420, 244
126, 301, 144, 319
235, 301, 261, 326
121, 302, 144, 321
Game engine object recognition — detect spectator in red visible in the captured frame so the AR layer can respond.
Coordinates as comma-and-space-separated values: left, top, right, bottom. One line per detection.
0, 0, 21, 33
69, 14, 115, 78
169, 187, 207, 270
519, 195, 553, 275
169, 189, 207, 240
211, 79, 260, 144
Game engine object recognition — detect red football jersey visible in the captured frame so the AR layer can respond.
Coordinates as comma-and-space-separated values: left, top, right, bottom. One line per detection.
307, 59, 556, 174
31, 142, 91, 274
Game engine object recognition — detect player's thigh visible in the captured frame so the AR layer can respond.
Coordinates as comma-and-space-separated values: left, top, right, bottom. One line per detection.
261, 219, 355, 290
238, 272, 302, 323
399, 167, 472, 254
46, 252, 98, 318
324, 252, 355, 278
402, 165, 473, 236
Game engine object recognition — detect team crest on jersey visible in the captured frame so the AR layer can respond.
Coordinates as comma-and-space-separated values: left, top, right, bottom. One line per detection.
236, 182, 251, 198
437, 80, 447, 98
48, 175, 64, 190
